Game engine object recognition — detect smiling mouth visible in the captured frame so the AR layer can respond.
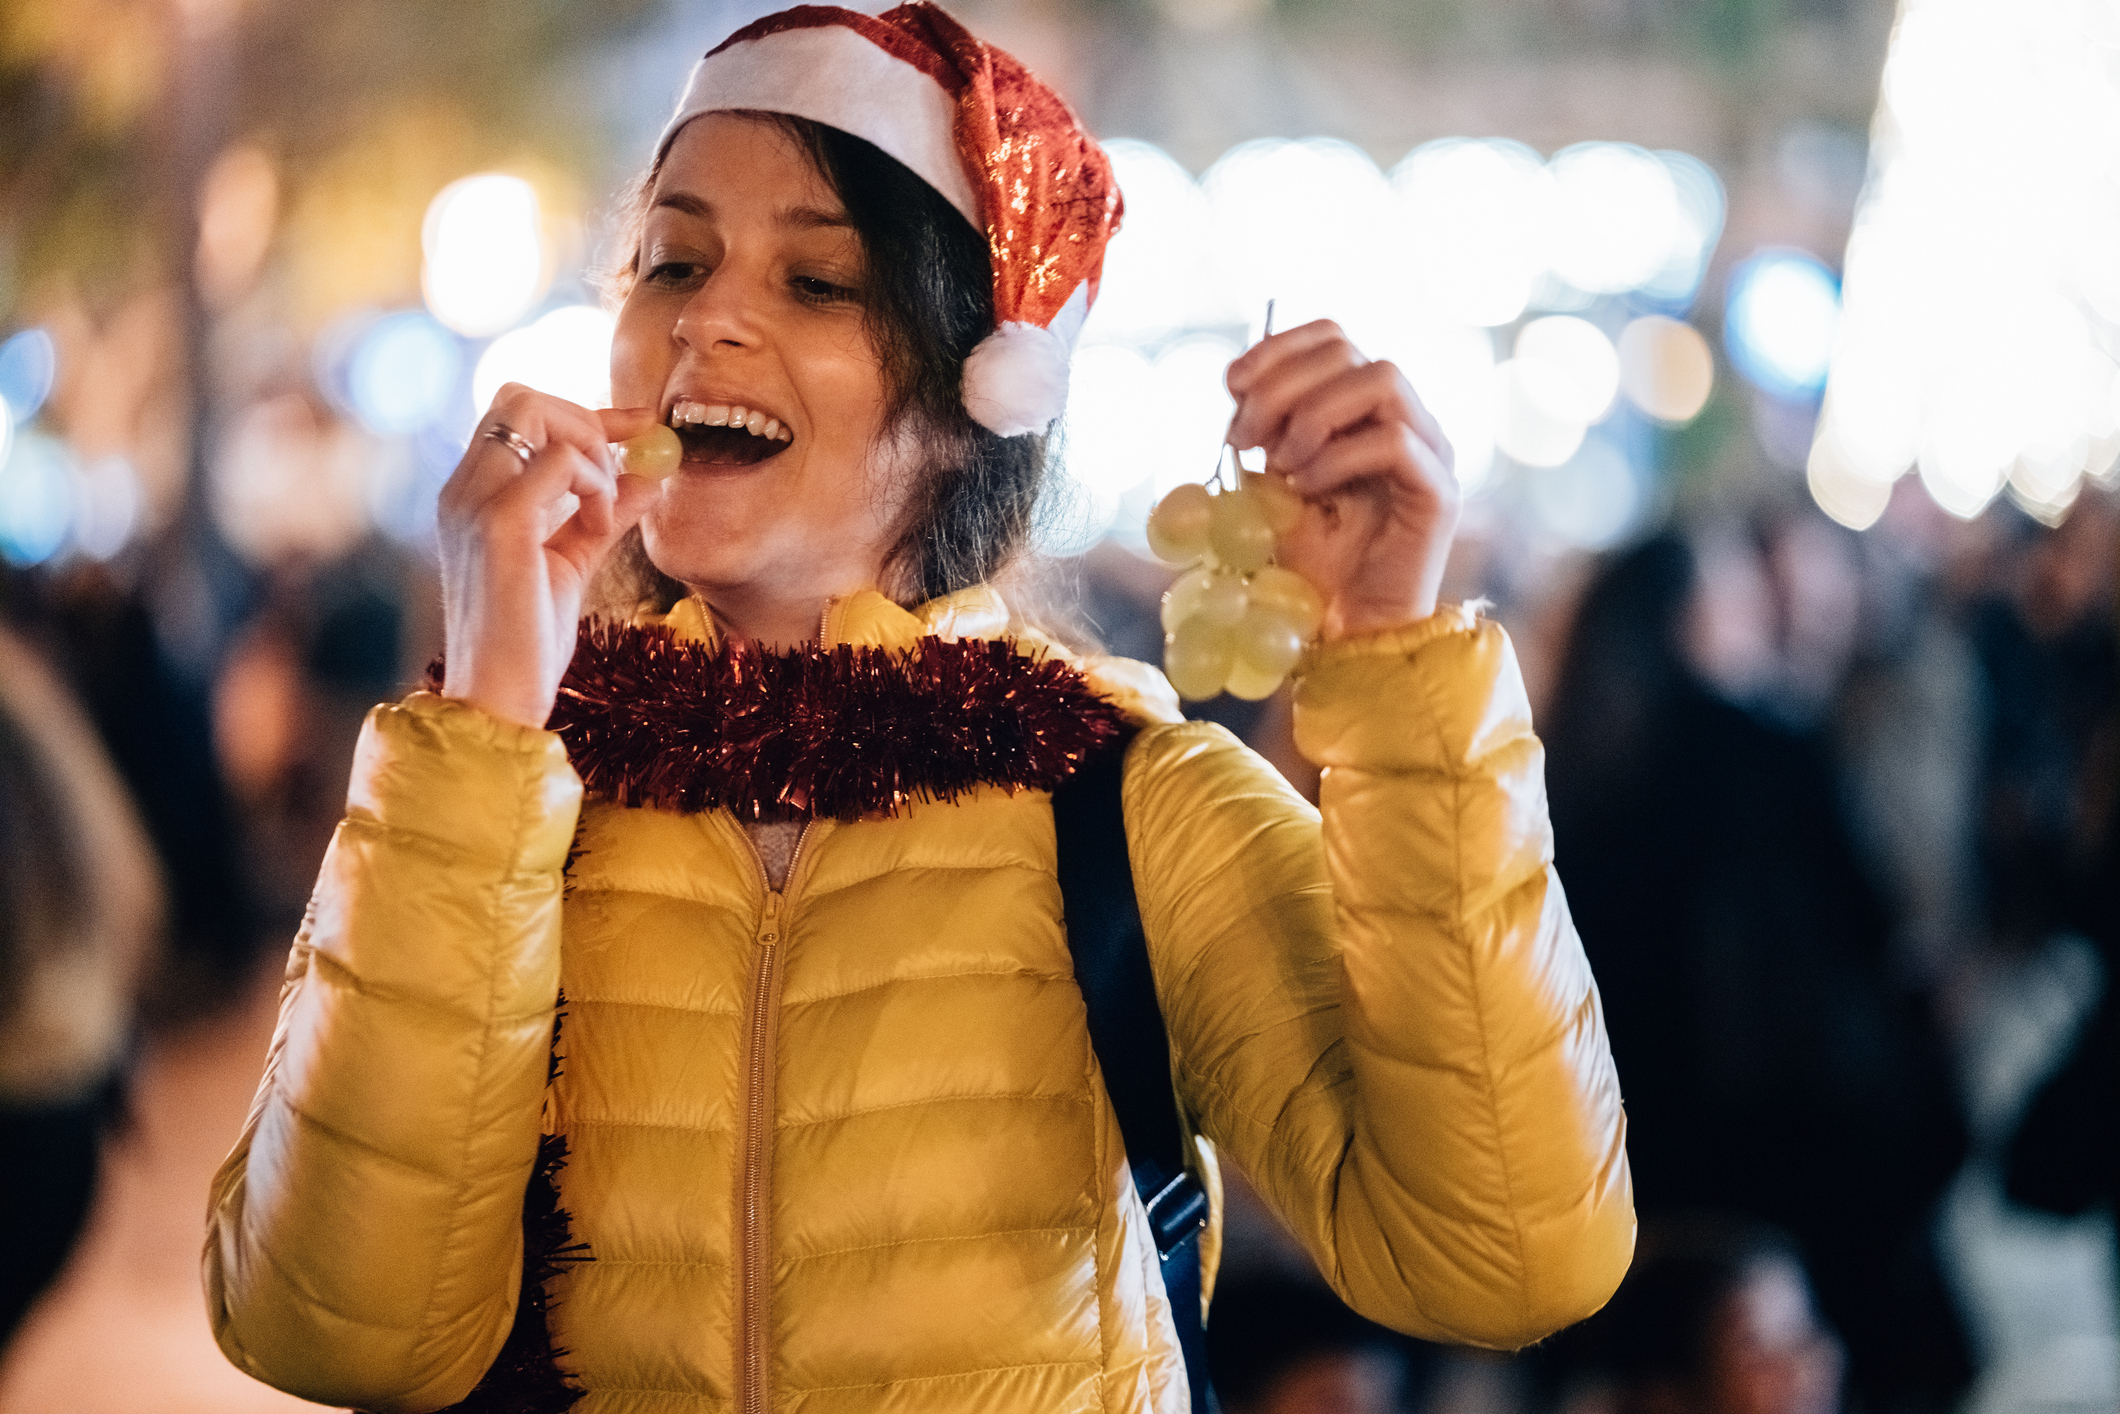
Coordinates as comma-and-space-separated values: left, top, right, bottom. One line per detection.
670, 399, 793, 468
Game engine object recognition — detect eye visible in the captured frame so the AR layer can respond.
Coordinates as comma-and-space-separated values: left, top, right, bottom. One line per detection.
645, 260, 706, 288
792, 274, 856, 305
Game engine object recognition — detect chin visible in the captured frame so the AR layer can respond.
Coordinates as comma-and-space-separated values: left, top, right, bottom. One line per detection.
638, 496, 775, 592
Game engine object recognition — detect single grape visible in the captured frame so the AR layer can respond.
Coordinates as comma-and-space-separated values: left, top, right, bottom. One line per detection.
1193, 570, 1248, 628
616, 424, 683, 480
1246, 564, 1324, 638
1208, 488, 1275, 573
1223, 657, 1285, 702
1160, 565, 1218, 634
1164, 619, 1235, 701
1241, 469, 1303, 535
1223, 610, 1307, 700
1146, 483, 1214, 564
1235, 609, 1306, 678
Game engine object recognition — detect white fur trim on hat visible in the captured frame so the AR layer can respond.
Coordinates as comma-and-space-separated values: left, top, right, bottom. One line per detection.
962, 323, 1070, 437
960, 280, 1093, 436
660, 26, 982, 229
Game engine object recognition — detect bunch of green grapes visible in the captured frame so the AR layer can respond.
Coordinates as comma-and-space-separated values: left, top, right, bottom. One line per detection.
1145, 470, 1323, 701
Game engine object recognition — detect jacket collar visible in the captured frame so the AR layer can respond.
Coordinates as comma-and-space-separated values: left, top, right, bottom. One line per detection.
654, 586, 1183, 727
658, 586, 1010, 654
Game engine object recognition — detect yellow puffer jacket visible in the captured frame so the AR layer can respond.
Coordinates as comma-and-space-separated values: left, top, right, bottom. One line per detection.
204, 587, 1632, 1414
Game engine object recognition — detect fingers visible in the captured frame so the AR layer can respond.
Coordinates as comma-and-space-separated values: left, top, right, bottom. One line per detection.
1281, 418, 1458, 515
1226, 326, 1365, 452
1226, 319, 1356, 400
441, 385, 620, 524
545, 471, 660, 577
1279, 361, 1451, 472
1226, 324, 1452, 478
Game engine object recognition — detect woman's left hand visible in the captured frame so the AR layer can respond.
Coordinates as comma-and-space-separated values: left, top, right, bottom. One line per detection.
1225, 321, 1460, 640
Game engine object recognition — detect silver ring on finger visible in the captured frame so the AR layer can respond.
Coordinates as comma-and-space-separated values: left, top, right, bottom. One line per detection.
483, 422, 537, 465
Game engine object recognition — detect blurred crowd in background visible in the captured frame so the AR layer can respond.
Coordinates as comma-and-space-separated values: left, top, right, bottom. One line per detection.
0, 0, 2116, 1411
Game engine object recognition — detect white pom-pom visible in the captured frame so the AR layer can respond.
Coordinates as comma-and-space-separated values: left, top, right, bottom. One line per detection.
962, 321, 1071, 437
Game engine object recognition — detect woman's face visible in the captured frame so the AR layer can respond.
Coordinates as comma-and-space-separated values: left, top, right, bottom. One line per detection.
611, 114, 906, 635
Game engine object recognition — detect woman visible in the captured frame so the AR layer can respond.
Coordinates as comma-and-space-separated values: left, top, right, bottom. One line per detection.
204, 6, 1632, 1411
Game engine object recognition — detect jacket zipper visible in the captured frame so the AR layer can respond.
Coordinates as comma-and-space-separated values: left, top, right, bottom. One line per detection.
736, 601, 832, 1412
738, 820, 811, 1414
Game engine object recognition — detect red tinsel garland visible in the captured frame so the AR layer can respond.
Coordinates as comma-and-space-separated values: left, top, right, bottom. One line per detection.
531, 620, 1130, 821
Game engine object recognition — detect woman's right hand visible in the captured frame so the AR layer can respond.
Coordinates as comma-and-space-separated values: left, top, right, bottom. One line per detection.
437, 385, 662, 729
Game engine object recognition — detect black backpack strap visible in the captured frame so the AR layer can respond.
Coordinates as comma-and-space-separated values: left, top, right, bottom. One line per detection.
1051, 742, 1212, 1411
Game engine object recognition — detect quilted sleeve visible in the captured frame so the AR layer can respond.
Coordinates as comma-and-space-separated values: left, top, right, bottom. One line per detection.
1124, 607, 1633, 1349
203, 692, 580, 1411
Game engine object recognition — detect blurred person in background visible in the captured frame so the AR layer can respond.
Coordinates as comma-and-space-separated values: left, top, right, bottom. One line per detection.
1548, 1217, 1841, 1414
212, 549, 416, 938
1826, 500, 1989, 995
1991, 491, 2120, 1301
1542, 531, 1972, 1414
1754, 509, 1865, 735
199, 5, 1633, 1411
1207, 1272, 1422, 1414
0, 625, 163, 1343
1964, 493, 2116, 961
17, 572, 259, 1022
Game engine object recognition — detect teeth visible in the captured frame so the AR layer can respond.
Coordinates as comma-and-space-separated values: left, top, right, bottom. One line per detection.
669, 400, 731, 426
666, 400, 791, 442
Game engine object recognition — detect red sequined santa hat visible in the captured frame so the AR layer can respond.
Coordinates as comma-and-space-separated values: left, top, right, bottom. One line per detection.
656, 2, 1122, 438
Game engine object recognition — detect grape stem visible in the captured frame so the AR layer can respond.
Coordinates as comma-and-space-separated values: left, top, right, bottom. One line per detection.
1212, 299, 1277, 493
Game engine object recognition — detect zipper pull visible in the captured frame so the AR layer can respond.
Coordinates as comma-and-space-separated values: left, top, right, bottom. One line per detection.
760, 889, 782, 946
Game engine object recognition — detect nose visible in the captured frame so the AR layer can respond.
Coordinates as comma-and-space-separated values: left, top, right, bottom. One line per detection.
674, 263, 765, 353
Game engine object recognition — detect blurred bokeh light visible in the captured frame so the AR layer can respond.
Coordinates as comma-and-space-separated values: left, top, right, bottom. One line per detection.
1726, 250, 1841, 400
422, 174, 551, 338
473, 305, 617, 413
1617, 316, 1716, 425
0, 329, 56, 426
1813, 0, 2120, 526
348, 312, 464, 437
0, 432, 75, 567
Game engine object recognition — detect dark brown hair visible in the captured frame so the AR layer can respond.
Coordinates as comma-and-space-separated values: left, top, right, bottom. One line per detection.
590, 112, 1050, 617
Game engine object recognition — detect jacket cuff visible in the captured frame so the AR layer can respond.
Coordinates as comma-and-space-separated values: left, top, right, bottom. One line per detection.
344, 691, 583, 873
1291, 604, 1531, 775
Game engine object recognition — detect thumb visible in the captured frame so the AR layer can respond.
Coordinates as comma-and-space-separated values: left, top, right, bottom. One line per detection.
599, 405, 660, 444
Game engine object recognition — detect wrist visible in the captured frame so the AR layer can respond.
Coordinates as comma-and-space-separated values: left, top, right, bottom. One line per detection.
456, 695, 553, 732
1321, 593, 1438, 642
441, 668, 553, 731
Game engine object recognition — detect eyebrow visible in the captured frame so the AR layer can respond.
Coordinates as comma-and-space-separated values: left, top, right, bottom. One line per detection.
650, 191, 853, 231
